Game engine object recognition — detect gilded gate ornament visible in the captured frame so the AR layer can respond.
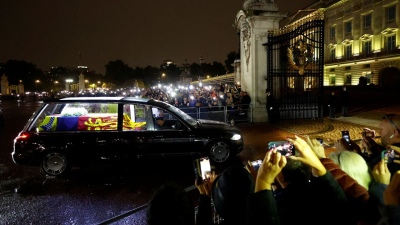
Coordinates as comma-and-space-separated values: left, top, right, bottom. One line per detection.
287, 40, 314, 75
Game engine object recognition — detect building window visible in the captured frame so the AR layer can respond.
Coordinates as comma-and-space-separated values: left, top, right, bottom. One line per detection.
330, 27, 335, 39
364, 14, 372, 28
329, 75, 336, 85
364, 40, 372, 55
345, 74, 352, 85
345, 21, 352, 34
387, 35, 396, 51
345, 45, 352, 58
387, 5, 396, 22
330, 48, 336, 60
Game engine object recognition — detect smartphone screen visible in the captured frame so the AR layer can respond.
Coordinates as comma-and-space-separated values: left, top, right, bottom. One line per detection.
342, 131, 351, 145
251, 159, 262, 170
381, 149, 395, 163
199, 157, 211, 179
268, 141, 295, 156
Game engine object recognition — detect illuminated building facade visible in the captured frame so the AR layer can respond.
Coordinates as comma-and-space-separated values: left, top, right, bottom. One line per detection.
322, 0, 400, 87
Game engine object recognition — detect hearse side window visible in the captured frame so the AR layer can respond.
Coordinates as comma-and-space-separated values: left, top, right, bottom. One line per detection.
122, 104, 148, 131
29, 103, 63, 131
151, 107, 181, 130
35, 102, 119, 132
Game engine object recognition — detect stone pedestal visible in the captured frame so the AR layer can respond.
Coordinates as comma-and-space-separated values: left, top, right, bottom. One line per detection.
1, 74, 9, 95
234, 1, 287, 122
79, 73, 85, 92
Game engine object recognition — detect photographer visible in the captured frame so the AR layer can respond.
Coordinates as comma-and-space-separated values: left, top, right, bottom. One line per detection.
195, 165, 254, 225
249, 136, 352, 225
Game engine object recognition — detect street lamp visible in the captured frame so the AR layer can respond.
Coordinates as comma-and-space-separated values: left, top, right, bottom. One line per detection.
35, 80, 40, 92
53, 81, 59, 92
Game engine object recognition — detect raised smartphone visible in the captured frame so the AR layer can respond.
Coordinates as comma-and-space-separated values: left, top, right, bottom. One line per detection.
268, 141, 295, 156
341, 130, 351, 145
193, 157, 211, 183
381, 149, 395, 163
251, 159, 262, 170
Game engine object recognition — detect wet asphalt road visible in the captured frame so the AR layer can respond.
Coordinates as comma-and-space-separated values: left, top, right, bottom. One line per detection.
0, 99, 285, 225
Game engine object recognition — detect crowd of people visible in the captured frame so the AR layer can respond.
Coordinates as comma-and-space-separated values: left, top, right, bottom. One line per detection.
146, 113, 400, 225
138, 83, 252, 111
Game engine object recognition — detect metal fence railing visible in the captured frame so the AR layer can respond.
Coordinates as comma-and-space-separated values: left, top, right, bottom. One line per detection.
178, 104, 252, 124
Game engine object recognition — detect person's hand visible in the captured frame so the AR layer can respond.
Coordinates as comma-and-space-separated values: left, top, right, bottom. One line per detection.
371, 159, 391, 185
305, 136, 326, 159
362, 128, 376, 139
334, 138, 352, 151
383, 170, 400, 205
195, 171, 217, 197
334, 138, 363, 155
361, 136, 384, 157
348, 140, 363, 155
385, 145, 400, 164
288, 135, 327, 177
255, 150, 286, 192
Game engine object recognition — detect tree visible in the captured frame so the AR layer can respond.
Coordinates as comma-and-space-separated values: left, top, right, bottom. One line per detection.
4, 60, 43, 91
105, 60, 134, 86
225, 51, 238, 73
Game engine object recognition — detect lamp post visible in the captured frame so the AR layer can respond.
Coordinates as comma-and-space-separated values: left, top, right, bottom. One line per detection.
162, 73, 165, 83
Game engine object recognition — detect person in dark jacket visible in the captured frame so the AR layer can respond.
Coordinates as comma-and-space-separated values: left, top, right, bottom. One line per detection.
248, 136, 352, 225
328, 90, 338, 118
340, 86, 350, 117
195, 165, 254, 225
376, 170, 400, 225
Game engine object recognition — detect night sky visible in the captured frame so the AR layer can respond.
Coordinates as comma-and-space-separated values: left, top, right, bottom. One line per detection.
0, 0, 315, 74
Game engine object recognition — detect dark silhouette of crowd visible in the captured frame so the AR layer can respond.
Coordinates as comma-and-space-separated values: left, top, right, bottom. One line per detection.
146, 113, 400, 225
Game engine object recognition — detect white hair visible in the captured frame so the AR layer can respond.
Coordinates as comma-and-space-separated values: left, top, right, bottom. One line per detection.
329, 151, 372, 190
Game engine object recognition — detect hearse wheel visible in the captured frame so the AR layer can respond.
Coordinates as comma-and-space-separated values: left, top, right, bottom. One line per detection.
41, 152, 71, 177
209, 141, 230, 163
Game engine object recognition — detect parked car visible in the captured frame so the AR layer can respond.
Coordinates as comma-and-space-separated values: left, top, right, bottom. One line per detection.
12, 97, 243, 176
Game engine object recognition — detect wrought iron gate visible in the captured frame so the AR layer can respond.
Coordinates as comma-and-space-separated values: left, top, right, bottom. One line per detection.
266, 12, 324, 120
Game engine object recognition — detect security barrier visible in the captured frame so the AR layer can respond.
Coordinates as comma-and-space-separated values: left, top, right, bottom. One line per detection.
178, 104, 252, 124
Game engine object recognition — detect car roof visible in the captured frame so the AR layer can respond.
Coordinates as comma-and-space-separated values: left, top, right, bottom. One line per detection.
43, 97, 174, 109
44, 96, 151, 104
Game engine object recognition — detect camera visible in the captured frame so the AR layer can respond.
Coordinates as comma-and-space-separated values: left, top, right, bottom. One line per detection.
251, 159, 262, 170
341, 130, 351, 145
193, 157, 211, 183
268, 141, 295, 156
382, 149, 395, 163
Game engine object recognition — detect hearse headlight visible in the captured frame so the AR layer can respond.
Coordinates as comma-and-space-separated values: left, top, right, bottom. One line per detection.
231, 134, 242, 141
